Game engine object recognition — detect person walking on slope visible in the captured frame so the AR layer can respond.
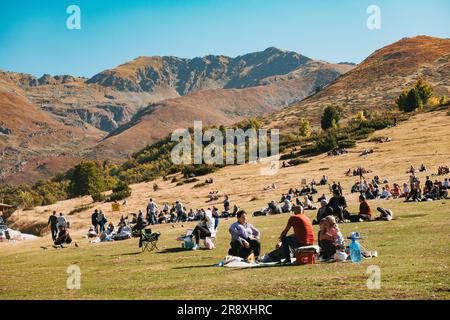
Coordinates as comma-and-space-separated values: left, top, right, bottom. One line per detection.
47, 211, 58, 241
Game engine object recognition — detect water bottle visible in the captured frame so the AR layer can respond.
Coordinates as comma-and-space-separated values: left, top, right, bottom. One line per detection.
349, 238, 362, 263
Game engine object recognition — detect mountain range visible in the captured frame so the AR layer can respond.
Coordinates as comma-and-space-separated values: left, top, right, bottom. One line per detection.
0, 48, 353, 184
1, 36, 449, 185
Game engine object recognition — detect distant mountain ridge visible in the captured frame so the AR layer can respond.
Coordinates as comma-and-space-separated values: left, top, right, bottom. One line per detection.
86, 47, 317, 94
0, 45, 370, 184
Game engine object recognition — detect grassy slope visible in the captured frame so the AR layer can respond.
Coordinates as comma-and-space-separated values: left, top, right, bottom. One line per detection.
1, 110, 449, 299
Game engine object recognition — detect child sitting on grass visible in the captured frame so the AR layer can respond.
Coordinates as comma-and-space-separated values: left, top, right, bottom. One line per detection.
319, 216, 344, 261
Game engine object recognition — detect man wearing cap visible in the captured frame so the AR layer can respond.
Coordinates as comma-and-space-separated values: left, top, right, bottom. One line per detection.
278, 206, 315, 263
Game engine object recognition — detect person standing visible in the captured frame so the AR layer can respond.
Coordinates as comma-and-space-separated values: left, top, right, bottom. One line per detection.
223, 195, 230, 212
47, 211, 58, 241
91, 209, 99, 233
175, 201, 184, 223
278, 206, 315, 263
147, 199, 158, 225
56, 212, 66, 229
97, 210, 106, 233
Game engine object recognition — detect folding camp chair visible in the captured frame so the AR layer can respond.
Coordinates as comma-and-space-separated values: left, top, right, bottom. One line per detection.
139, 229, 161, 252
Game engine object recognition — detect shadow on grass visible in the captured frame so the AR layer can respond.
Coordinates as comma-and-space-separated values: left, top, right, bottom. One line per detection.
156, 247, 188, 254
111, 251, 143, 256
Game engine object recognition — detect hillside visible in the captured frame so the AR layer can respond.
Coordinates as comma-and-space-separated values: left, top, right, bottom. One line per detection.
94, 60, 351, 156
8, 109, 450, 232
0, 78, 103, 184
264, 36, 450, 131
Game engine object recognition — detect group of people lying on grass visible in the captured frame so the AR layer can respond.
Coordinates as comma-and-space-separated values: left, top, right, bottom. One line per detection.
226, 207, 375, 264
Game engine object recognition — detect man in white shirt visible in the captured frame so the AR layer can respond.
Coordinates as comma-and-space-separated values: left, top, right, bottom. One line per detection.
175, 201, 185, 222
147, 199, 158, 225
56, 212, 66, 228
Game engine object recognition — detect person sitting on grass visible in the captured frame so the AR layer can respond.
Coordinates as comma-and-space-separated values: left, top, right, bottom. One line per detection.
380, 186, 391, 199
406, 183, 421, 202
318, 216, 344, 261
356, 195, 372, 221
328, 189, 348, 223
277, 206, 315, 264
400, 183, 410, 198
104, 222, 115, 235
87, 226, 97, 239
281, 197, 292, 213
228, 211, 261, 261
317, 193, 327, 202
391, 183, 401, 198
314, 199, 329, 224
303, 196, 316, 210
54, 226, 72, 247
132, 210, 147, 232
191, 208, 215, 250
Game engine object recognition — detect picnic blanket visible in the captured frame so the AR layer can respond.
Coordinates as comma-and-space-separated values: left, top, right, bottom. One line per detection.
220, 256, 282, 268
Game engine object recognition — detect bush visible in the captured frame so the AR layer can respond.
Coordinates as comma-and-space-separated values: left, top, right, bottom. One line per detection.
288, 159, 310, 166
107, 190, 131, 202
69, 204, 94, 215
193, 182, 208, 188
91, 191, 106, 202
69, 161, 110, 198
338, 139, 356, 149
280, 152, 302, 160
182, 165, 218, 177
321, 106, 343, 130
184, 178, 199, 184
397, 79, 433, 112
107, 181, 131, 202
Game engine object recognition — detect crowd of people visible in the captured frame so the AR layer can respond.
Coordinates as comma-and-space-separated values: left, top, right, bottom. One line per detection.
45, 161, 448, 264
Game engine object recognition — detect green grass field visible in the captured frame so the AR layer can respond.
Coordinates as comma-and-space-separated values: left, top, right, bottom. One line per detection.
1, 198, 449, 300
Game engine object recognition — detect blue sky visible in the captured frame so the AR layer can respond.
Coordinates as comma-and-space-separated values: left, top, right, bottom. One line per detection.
0, 0, 449, 77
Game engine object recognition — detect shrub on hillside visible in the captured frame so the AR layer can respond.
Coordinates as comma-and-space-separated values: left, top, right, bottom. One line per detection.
287, 158, 310, 166
321, 106, 343, 130
182, 165, 218, 177
106, 181, 131, 202
397, 79, 433, 112
69, 161, 110, 198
